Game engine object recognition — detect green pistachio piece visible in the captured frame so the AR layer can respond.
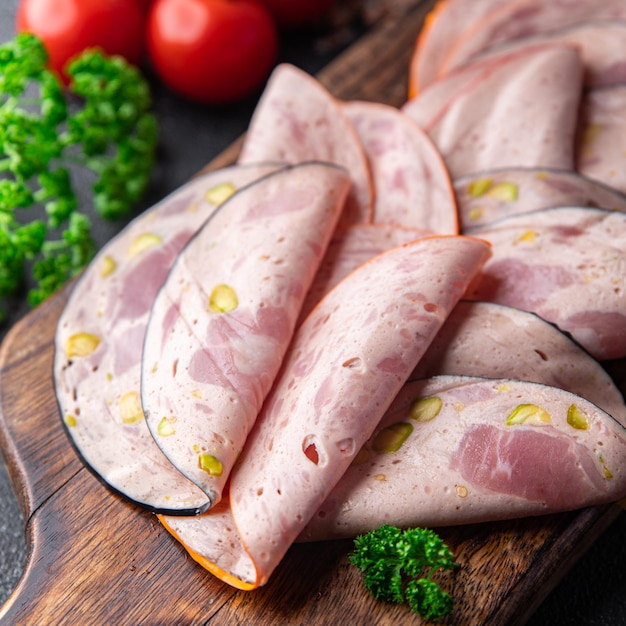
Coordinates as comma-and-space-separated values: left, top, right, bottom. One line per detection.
468, 207, 485, 221
127, 233, 162, 258
206, 182, 237, 205
100, 255, 117, 278
157, 416, 176, 436
409, 396, 443, 422
372, 422, 414, 453
198, 453, 223, 476
487, 181, 518, 202
598, 454, 613, 479
65, 332, 100, 357
506, 403, 552, 425
515, 229, 536, 244
467, 177, 492, 197
567, 404, 590, 430
118, 391, 144, 425
209, 284, 238, 313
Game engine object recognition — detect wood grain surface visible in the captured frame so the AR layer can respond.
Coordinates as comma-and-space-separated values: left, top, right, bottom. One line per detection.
0, 1, 624, 624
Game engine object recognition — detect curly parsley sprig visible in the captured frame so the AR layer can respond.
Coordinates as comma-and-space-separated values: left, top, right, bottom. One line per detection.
349, 524, 458, 622
0, 33, 158, 320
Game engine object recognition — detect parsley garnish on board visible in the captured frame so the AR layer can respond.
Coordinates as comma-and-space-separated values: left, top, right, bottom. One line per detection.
349, 524, 458, 622
0, 33, 158, 320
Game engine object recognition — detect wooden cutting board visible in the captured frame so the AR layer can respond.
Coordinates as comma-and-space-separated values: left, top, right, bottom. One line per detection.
0, 2, 624, 624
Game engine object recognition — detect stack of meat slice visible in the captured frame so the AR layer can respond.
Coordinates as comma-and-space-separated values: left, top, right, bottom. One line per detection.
54, 0, 626, 589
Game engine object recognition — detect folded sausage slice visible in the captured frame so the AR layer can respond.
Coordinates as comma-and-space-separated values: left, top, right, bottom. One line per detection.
403, 45, 583, 178
577, 85, 626, 195
474, 21, 626, 88
300, 375, 626, 540
159, 234, 491, 589
412, 301, 626, 425
298, 223, 430, 323
54, 163, 282, 514
342, 100, 458, 233
438, 0, 626, 77
141, 163, 351, 508
466, 206, 626, 360
238, 63, 373, 228
408, 0, 511, 95
455, 167, 626, 230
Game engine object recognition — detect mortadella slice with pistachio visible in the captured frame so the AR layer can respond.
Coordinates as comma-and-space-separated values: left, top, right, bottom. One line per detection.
237, 63, 374, 228
54, 163, 283, 515
341, 100, 458, 233
299, 375, 626, 541
412, 301, 626, 425
465, 206, 626, 361
141, 162, 351, 509
455, 167, 626, 230
159, 234, 492, 589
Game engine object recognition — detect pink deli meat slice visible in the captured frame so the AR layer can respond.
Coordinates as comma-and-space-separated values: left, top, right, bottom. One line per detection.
474, 21, 626, 89
160, 235, 492, 589
411, 301, 626, 425
409, 0, 511, 94
140, 163, 351, 507
403, 45, 583, 179
300, 375, 626, 540
341, 100, 458, 233
298, 223, 430, 323
54, 163, 282, 514
455, 167, 626, 230
228, 235, 491, 586
576, 86, 626, 196
465, 206, 626, 360
439, 0, 626, 78
238, 63, 373, 228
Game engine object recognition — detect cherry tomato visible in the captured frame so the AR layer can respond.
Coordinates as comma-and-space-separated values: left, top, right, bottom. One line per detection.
16, 0, 145, 80
145, 0, 278, 104
134, 0, 155, 12
256, 0, 335, 29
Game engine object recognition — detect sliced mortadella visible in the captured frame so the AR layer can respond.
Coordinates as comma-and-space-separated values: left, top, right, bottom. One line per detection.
474, 21, 626, 88
412, 301, 626, 425
54, 163, 283, 514
404, 45, 583, 178
238, 63, 373, 228
300, 375, 626, 540
408, 0, 511, 95
228, 235, 491, 586
341, 100, 458, 233
141, 163, 351, 508
405, 48, 505, 131
298, 223, 430, 323
455, 167, 626, 230
577, 85, 626, 195
465, 206, 626, 360
160, 235, 492, 589
438, 0, 626, 78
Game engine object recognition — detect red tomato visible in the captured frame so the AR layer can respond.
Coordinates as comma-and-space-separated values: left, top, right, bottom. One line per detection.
16, 0, 145, 80
134, 0, 155, 12
146, 0, 278, 104
256, 0, 334, 29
